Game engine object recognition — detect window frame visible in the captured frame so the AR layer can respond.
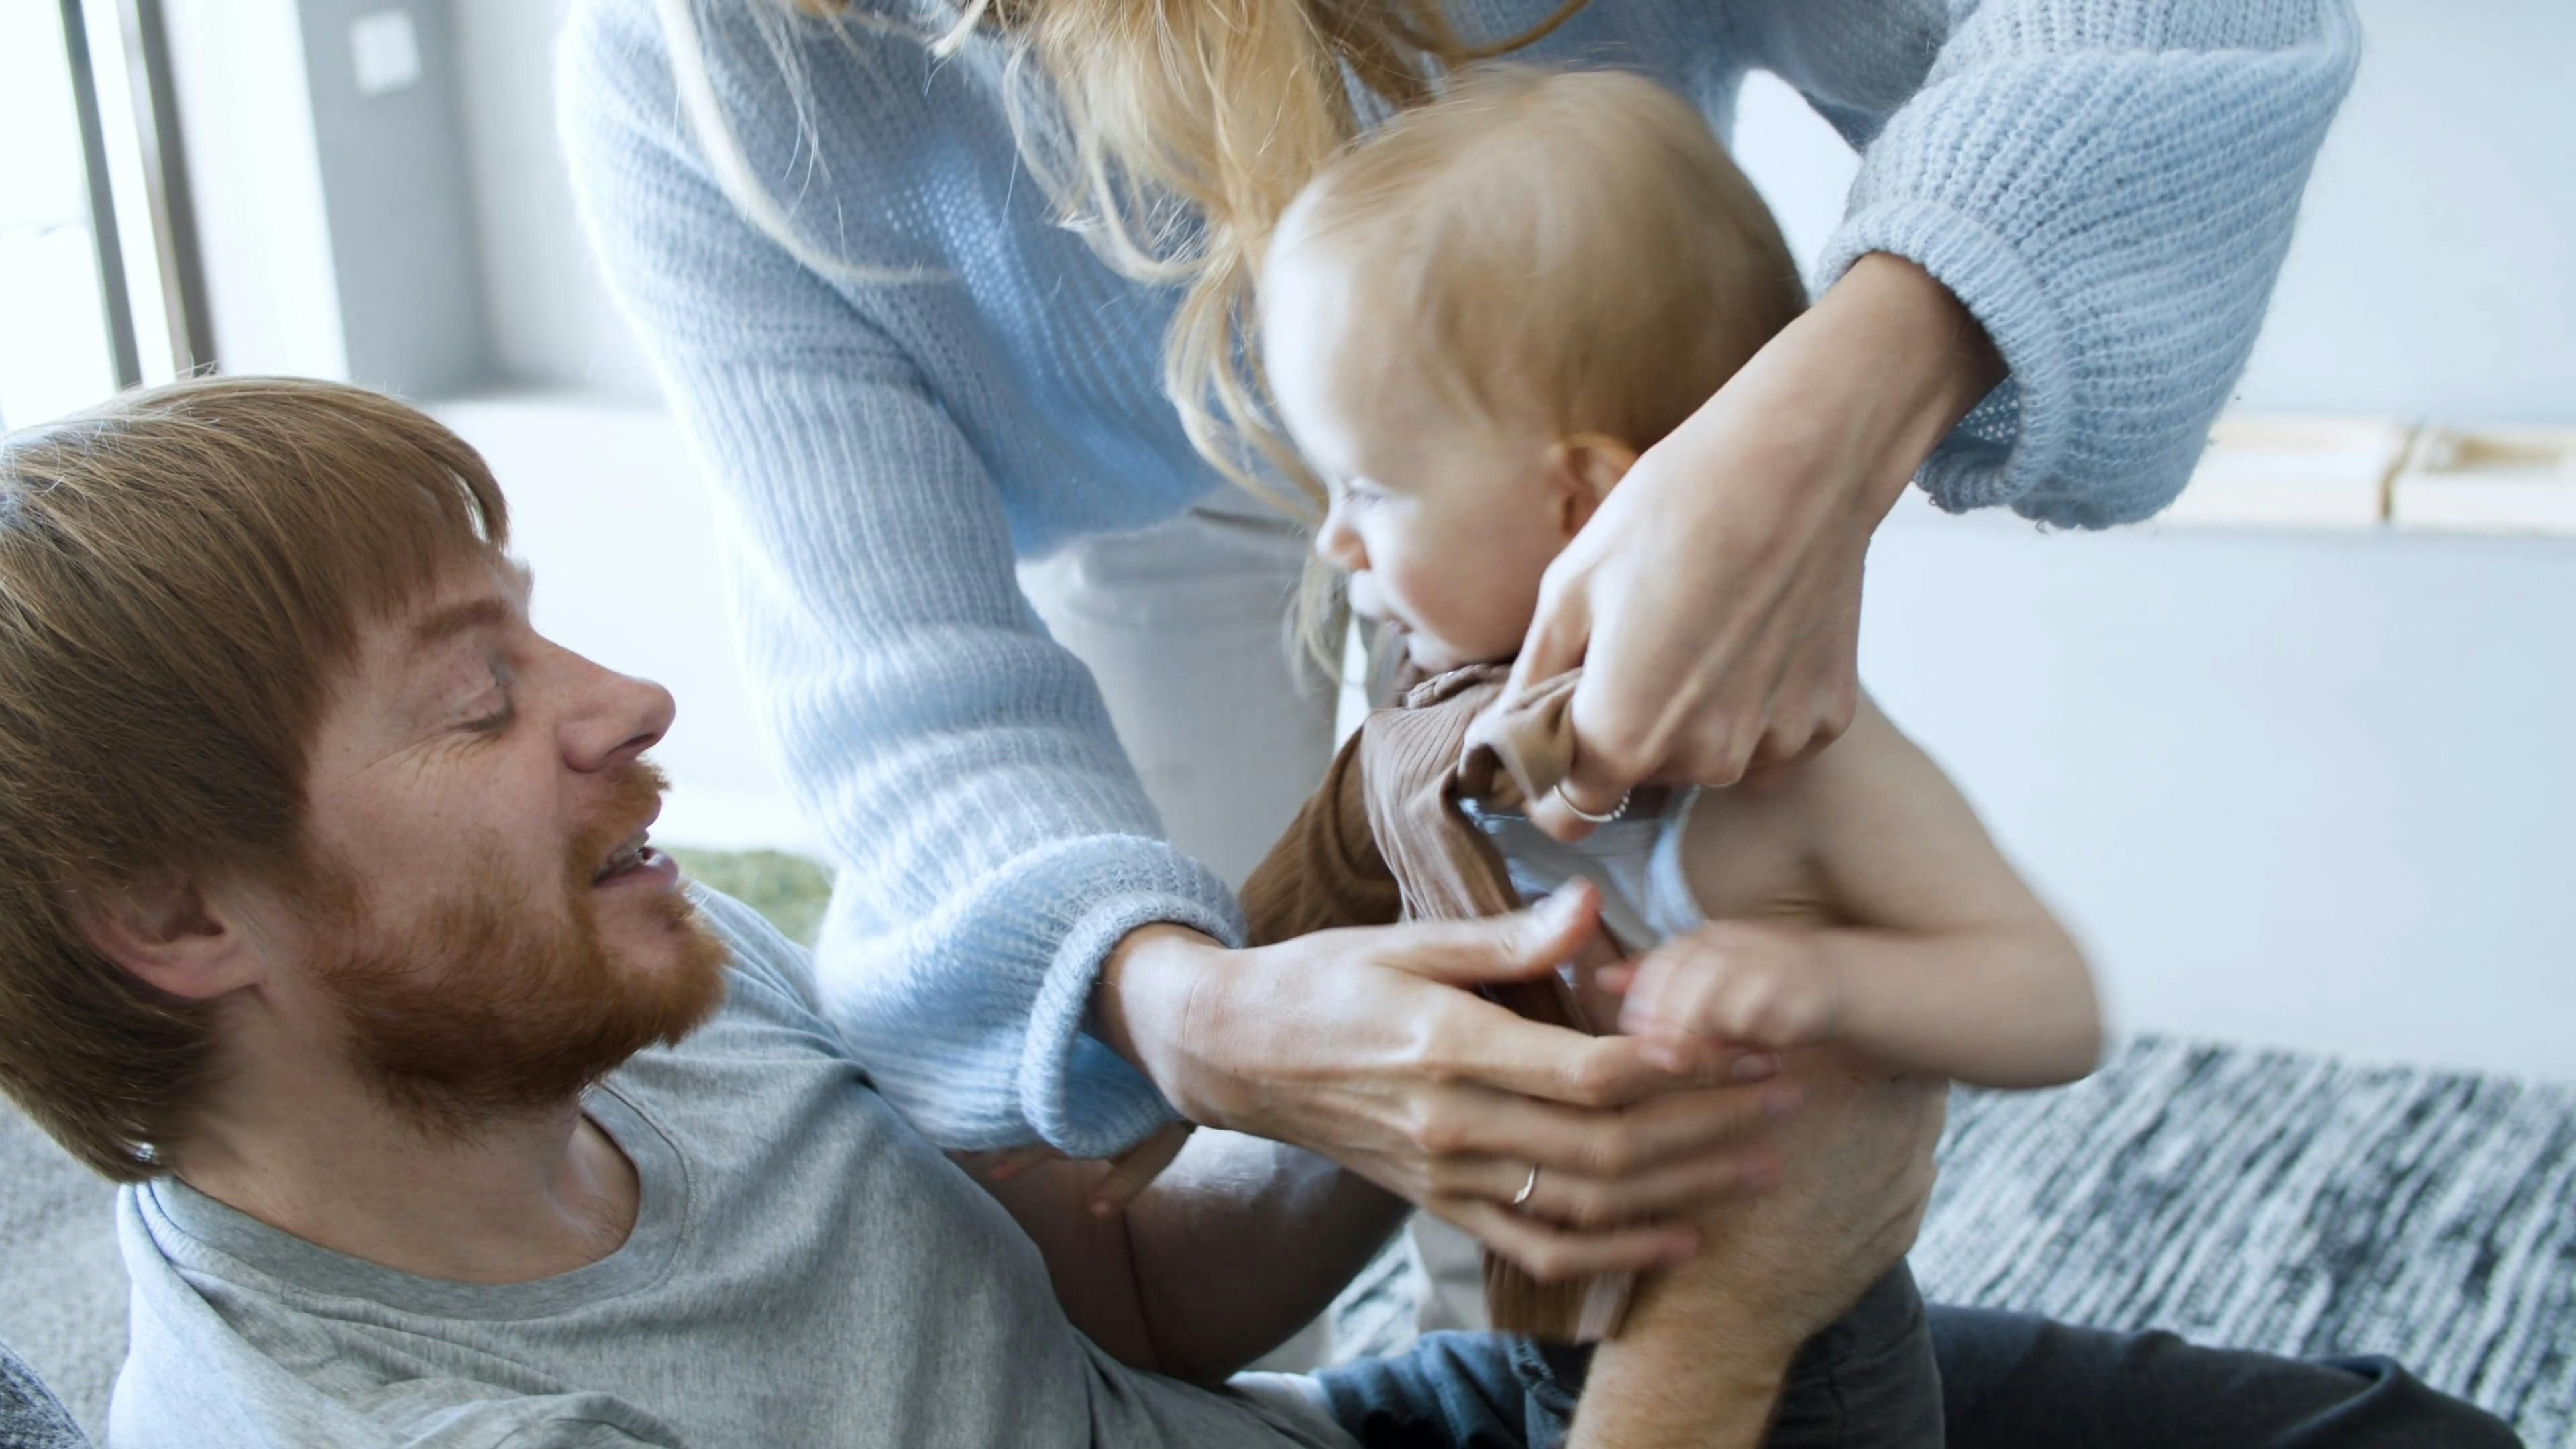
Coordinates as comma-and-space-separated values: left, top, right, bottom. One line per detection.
51, 0, 213, 393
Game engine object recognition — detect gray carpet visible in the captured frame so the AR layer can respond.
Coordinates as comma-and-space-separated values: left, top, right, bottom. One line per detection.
0, 1105, 122, 1440
1917, 1036, 2575, 1442
8, 1036, 2570, 1442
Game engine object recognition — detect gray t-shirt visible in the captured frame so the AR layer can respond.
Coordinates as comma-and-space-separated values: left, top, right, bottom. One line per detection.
106, 889, 1352, 1448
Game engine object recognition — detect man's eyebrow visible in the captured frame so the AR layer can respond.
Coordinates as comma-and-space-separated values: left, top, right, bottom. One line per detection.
408, 564, 534, 645
409, 597, 511, 645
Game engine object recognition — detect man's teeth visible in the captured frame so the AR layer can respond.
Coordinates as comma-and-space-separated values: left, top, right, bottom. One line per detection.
594, 833, 650, 882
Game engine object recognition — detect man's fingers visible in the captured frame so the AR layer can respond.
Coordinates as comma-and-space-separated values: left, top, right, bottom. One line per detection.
1089, 1123, 1194, 1216
1437, 1197, 1696, 1282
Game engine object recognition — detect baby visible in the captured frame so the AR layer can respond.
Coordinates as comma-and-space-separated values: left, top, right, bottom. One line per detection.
1237, 68, 2102, 1446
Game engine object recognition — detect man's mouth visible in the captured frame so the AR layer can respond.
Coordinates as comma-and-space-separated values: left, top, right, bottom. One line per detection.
589, 796, 667, 885
591, 829, 661, 884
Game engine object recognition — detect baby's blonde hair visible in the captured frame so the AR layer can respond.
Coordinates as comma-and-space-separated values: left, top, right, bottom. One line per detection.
1273, 66, 1806, 451
1268, 66, 1809, 665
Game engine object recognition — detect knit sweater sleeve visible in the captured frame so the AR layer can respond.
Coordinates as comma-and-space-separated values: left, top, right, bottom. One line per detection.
557, 3, 1240, 1156
1731, 0, 2359, 527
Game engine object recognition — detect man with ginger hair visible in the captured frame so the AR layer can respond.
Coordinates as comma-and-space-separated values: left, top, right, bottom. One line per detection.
0, 378, 2512, 1448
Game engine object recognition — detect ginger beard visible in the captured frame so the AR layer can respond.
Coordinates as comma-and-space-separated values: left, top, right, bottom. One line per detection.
294, 761, 729, 1130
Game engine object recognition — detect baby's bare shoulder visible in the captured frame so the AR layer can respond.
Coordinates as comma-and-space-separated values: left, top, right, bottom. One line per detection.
1676, 694, 1939, 924
1675, 760, 1837, 928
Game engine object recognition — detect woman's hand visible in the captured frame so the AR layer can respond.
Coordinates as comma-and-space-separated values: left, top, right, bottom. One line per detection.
1095, 883, 1803, 1283
1514, 254, 2004, 840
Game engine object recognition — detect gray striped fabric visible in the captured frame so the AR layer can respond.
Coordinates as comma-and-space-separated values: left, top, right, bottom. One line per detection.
1330, 1035, 2573, 1444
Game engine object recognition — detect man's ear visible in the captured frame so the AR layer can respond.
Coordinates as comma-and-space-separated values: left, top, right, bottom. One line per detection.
69, 871, 265, 1002
1545, 433, 1640, 538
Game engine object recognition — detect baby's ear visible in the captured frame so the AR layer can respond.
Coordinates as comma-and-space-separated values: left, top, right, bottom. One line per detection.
1546, 433, 1641, 535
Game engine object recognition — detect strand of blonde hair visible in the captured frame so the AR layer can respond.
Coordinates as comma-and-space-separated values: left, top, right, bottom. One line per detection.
686, 1, 1587, 501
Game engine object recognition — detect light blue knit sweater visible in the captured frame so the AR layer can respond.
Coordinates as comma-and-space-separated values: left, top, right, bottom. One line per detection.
559, 0, 2357, 1155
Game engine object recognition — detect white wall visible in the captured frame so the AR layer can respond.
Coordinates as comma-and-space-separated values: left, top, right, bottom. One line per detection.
166, 0, 493, 394
1731, 0, 2576, 427
1862, 502, 2576, 1082
296, 0, 493, 396
2236, 0, 2576, 425
162, 0, 348, 380
451, 0, 659, 400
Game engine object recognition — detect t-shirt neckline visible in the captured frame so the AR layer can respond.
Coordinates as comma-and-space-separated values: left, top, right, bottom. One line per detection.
140, 1083, 689, 1324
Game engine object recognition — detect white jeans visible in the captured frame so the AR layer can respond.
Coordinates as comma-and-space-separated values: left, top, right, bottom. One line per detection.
1018, 487, 1493, 1366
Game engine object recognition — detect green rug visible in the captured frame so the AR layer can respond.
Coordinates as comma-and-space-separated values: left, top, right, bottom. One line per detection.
669, 847, 833, 948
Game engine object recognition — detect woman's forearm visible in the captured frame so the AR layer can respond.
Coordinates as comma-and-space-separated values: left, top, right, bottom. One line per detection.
1092, 922, 1229, 1124
567, 13, 1248, 1161
1782, 0, 2359, 525
1749, 251, 2004, 505
1656, 252, 2002, 537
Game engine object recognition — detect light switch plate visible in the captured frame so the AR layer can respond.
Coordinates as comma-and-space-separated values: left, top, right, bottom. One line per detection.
350, 9, 421, 97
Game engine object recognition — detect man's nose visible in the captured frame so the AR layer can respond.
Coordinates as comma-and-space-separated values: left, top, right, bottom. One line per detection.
565, 661, 676, 773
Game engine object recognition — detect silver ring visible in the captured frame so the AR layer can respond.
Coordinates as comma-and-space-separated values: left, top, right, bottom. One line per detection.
1511, 1164, 1540, 1208
1556, 783, 1631, 825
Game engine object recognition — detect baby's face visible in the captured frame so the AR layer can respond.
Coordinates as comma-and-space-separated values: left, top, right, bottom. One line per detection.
1262, 248, 1578, 674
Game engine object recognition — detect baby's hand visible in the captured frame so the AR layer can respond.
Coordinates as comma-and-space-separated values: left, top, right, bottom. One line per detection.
1608, 922, 1847, 1054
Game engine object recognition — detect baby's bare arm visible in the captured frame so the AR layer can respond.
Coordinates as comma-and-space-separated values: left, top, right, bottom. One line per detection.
1633, 696, 2102, 1089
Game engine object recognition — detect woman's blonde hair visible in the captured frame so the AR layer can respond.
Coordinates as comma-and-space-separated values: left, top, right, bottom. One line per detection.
661, 0, 1589, 514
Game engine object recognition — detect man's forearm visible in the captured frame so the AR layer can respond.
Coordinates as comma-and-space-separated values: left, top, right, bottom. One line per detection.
1125, 1130, 1410, 1382
1568, 1256, 1794, 1449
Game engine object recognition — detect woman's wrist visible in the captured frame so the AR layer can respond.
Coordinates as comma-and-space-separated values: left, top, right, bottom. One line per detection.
1093, 922, 1230, 1125
1651, 252, 2002, 554
1808, 252, 2006, 513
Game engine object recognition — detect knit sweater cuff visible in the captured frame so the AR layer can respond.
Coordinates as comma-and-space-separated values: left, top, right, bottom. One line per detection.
1018, 843, 1248, 1159
1815, 197, 2074, 519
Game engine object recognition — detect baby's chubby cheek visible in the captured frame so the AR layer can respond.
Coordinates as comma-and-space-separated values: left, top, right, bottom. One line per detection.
1416, 568, 1548, 667
1344, 570, 1389, 624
